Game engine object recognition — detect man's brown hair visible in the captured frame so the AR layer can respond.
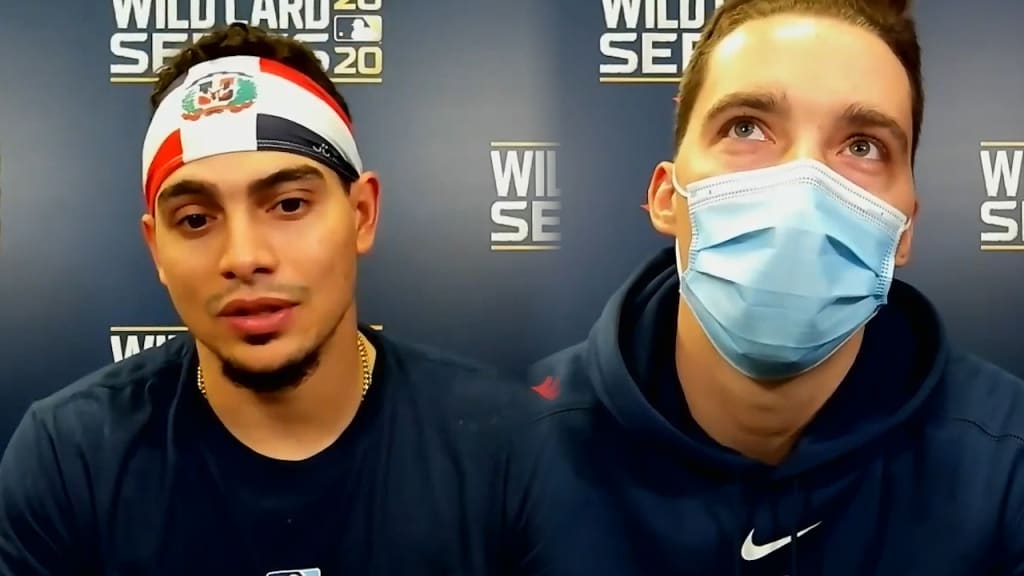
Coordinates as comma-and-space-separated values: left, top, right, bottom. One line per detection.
674, 0, 922, 161
149, 22, 352, 122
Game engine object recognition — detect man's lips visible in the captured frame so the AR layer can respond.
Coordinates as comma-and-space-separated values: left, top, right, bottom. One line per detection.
218, 297, 297, 317
217, 298, 298, 336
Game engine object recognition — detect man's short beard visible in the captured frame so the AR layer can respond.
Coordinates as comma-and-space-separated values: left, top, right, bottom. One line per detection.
218, 331, 329, 394
221, 344, 322, 393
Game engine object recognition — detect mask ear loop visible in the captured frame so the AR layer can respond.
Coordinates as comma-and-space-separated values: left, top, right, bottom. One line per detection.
670, 168, 696, 277
898, 216, 912, 235
671, 169, 693, 200
674, 238, 686, 275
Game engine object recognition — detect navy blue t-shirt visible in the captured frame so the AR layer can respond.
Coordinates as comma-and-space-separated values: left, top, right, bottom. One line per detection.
0, 327, 547, 575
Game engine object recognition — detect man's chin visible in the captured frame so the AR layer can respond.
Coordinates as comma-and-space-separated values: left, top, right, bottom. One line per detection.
238, 331, 283, 347
222, 333, 296, 364
221, 353, 320, 394
213, 338, 322, 394
221, 359, 291, 376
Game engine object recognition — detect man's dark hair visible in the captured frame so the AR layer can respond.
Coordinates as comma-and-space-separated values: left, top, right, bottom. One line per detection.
150, 22, 351, 122
675, 0, 922, 162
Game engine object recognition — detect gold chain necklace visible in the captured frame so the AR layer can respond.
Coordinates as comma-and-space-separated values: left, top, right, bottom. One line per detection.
196, 332, 372, 400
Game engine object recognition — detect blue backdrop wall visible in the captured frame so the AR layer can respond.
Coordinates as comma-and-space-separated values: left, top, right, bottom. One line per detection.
1, 0, 1023, 451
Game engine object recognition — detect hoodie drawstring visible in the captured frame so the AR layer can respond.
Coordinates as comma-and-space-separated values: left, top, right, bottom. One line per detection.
729, 472, 811, 575
790, 477, 805, 576
733, 476, 758, 576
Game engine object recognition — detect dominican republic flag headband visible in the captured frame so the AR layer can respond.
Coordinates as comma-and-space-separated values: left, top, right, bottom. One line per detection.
141, 55, 363, 214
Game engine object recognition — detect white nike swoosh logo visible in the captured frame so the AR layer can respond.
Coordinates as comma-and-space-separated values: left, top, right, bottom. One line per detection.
741, 521, 822, 561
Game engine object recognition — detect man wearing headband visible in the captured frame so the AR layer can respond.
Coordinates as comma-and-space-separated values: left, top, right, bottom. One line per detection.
0, 24, 547, 575
525, 0, 1024, 573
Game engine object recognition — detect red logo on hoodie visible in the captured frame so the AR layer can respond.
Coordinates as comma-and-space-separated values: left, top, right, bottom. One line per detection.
531, 376, 561, 400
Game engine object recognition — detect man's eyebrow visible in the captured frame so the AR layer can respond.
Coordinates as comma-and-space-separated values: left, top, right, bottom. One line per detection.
840, 104, 910, 154
247, 165, 325, 194
155, 165, 326, 210
156, 179, 218, 209
703, 91, 789, 124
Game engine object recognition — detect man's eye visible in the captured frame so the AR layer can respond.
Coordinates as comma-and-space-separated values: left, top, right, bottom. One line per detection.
727, 120, 767, 141
279, 198, 305, 213
846, 138, 883, 160
178, 214, 208, 230
274, 198, 310, 215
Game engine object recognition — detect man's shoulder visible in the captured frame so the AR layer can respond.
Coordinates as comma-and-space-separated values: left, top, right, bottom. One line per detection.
935, 348, 1024, 442
527, 340, 602, 411
28, 337, 190, 441
370, 330, 549, 423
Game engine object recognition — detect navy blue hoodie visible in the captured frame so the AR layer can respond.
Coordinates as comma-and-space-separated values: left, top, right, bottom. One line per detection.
526, 246, 1024, 575
0, 327, 547, 575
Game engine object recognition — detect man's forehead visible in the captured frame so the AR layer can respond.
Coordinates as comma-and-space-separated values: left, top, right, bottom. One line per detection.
155, 156, 328, 206
161, 153, 324, 188
696, 14, 913, 124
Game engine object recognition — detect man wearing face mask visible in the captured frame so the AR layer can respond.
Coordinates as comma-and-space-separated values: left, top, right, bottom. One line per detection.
525, 0, 1024, 574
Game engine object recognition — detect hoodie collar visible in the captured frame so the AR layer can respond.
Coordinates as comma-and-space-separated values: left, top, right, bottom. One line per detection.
587, 246, 949, 478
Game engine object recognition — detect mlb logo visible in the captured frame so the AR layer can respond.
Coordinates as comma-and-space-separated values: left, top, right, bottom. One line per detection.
267, 570, 321, 576
333, 15, 383, 42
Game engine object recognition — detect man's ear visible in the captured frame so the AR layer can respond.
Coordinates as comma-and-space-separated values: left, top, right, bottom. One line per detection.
648, 161, 680, 237
140, 213, 168, 286
350, 171, 381, 255
894, 198, 919, 267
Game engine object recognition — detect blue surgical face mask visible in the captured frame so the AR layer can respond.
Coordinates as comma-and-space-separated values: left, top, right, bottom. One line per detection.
672, 159, 911, 381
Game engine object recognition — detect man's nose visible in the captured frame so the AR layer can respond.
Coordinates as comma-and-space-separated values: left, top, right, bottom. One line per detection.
784, 138, 830, 166
218, 217, 278, 282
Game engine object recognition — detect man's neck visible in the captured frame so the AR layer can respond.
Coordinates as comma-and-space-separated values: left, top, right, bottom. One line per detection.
675, 300, 862, 466
197, 319, 376, 462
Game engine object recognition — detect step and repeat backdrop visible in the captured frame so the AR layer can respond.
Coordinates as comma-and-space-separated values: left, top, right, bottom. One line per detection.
1, 0, 1023, 449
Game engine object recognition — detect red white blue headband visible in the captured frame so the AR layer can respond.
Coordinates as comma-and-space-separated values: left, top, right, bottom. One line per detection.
141, 55, 363, 213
